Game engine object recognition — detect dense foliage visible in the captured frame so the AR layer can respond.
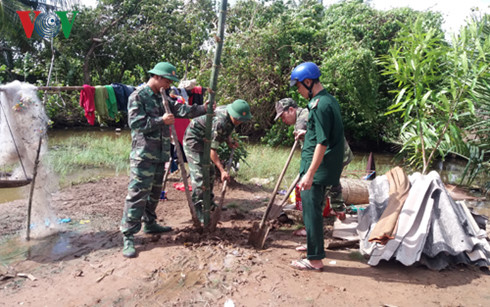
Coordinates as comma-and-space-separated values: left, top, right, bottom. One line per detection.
379, 16, 490, 183
0, 0, 488, 186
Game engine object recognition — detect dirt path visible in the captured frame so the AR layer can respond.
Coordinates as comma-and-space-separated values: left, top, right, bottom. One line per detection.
1, 175, 489, 306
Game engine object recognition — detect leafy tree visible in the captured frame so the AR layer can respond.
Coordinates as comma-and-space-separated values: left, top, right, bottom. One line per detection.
379, 16, 489, 178
456, 15, 490, 185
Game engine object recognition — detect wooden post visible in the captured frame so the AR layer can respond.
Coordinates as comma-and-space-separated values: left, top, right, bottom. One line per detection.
26, 136, 43, 241
203, 0, 228, 229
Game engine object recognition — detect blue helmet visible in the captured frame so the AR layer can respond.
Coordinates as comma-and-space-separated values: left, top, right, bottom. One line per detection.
289, 62, 321, 87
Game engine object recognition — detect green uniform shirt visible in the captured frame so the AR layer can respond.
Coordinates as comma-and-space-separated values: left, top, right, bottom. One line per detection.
184, 106, 235, 152
296, 106, 353, 167
128, 85, 206, 162
300, 89, 344, 186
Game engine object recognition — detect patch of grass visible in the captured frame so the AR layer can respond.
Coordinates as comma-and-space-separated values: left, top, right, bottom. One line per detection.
235, 145, 393, 191
236, 144, 301, 191
342, 153, 392, 179
47, 134, 131, 185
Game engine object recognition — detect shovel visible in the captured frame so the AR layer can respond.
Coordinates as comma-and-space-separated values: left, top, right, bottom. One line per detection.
209, 147, 235, 232
268, 173, 301, 220
248, 139, 299, 248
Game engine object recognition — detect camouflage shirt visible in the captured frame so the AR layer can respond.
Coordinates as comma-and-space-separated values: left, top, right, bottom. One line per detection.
128, 85, 206, 162
183, 106, 235, 152
294, 107, 308, 133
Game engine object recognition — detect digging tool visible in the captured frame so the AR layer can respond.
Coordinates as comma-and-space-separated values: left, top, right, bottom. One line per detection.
161, 89, 201, 228
268, 173, 301, 220
209, 147, 235, 232
248, 139, 299, 248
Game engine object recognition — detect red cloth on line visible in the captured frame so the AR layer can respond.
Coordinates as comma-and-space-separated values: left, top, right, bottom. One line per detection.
79, 84, 95, 125
173, 182, 192, 191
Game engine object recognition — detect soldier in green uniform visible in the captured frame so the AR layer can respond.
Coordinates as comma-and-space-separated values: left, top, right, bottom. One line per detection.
183, 99, 252, 222
274, 98, 353, 215
121, 62, 209, 258
288, 62, 345, 271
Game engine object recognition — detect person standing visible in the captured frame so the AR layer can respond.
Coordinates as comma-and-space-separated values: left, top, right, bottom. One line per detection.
183, 99, 252, 222
288, 62, 345, 271
274, 98, 353, 216
121, 62, 209, 258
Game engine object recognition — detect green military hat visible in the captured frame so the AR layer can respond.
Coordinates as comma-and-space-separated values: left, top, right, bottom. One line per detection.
148, 62, 180, 82
227, 99, 252, 121
274, 98, 297, 121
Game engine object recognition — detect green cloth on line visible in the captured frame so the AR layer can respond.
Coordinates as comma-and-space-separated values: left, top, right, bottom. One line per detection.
94, 86, 109, 118
105, 85, 118, 119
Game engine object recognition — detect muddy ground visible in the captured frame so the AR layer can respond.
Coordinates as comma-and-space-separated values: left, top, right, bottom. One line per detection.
1, 173, 489, 307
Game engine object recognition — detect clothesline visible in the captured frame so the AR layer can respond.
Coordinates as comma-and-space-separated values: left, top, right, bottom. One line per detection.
1, 83, 207, 128
0, 85, 84, 92
37, 86, 85, 91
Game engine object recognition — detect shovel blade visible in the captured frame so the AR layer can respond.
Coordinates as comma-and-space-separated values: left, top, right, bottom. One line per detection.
248, 221, 271, 249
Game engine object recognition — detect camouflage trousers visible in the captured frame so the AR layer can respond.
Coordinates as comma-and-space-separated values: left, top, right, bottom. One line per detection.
120, 159, 165, 236
326, 184, 345, 212
183, 144, 215, 205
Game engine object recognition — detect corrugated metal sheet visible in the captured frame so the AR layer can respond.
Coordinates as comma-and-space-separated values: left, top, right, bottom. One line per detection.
357, 171, 490, 270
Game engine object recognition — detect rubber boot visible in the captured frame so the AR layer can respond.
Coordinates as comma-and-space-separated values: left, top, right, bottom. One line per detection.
122, 235, 136, 258
143, 222, 172, 234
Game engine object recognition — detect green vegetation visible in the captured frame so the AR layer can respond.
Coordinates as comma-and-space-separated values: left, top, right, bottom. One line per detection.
47, 134, 131, 184
379, 16, 490, 183
234, 143, 301, 190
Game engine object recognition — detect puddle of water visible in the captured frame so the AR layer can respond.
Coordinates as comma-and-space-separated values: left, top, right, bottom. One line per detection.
0, 231, 78, 266
0, 185, 28, 203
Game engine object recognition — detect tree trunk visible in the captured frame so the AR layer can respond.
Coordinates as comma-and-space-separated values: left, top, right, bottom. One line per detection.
82, 17, 123, 84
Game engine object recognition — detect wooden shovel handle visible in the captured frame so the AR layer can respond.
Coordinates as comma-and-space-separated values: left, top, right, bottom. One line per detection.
259, 139, 299, 227
160, 89, 201, 227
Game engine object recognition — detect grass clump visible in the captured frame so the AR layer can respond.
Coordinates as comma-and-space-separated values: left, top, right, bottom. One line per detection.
47, 134, 131, 184
235, 144, 301, 191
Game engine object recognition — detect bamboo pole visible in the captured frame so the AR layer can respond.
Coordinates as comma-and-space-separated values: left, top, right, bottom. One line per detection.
26, 136, 43, 241
160, 89, 201, 228
202, 0, 228, 230
37, 86, 84, 91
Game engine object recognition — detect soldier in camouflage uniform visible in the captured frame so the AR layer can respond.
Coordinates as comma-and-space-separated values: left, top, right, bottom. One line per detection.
274, 98, 354, 216
183, 99, 252, 222
121, 62, 208, 258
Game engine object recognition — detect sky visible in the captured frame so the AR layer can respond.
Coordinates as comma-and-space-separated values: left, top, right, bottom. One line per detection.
327, 0, 490, 36
78, 0, 490, 36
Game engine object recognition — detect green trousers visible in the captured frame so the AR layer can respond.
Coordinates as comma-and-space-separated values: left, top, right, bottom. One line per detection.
300, 183, 327, 260
120, 159, 165, 236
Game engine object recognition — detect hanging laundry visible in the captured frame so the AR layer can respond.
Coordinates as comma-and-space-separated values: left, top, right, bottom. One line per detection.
189, 86, 205, 106
104, 85, 117, 119
111, 83, 134, 112
169, 84, 208, 144
79, 84, 95, 125
94, 85, 109, 118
